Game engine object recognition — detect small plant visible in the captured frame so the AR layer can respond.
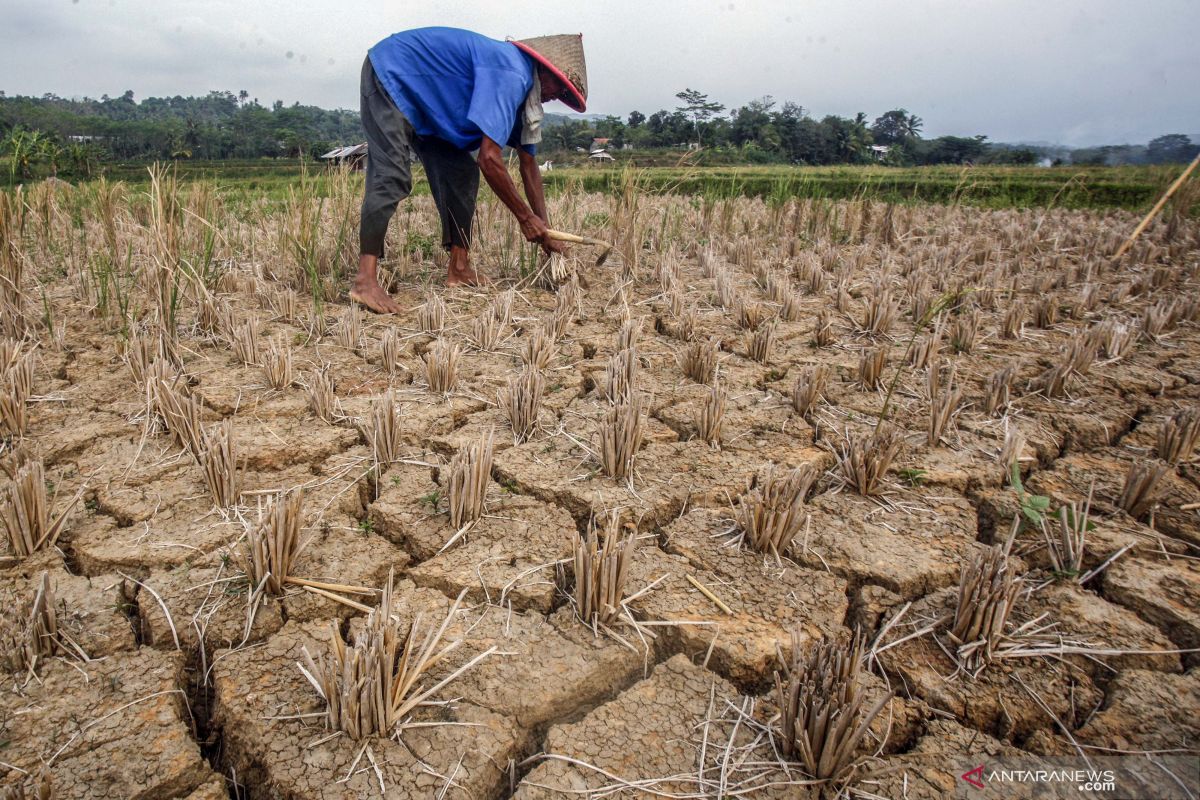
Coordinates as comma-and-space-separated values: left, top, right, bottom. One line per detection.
1157, 407, 1199, 465
737, 463, 817, 556
1116, 460, 1168, 520
899, 467, 928, 487
500, 367, 544, 444
447, 431, 494, 529
599, 394, 645, 481
197, 419, 241, 508
1008, 460, 1050, 526
695, 380, 726, 447
237, 490, 305, 597
835, 426, 902, 497
948, 544, 1022, 675
569, 515, 636, 628
1, 460, 82, 559
856, 347, 886, 391
299, 574, 495, 740
424, 337, 461, 395
417, 293, 446, 335
681, 338, 718, 385
774, 631, 887, 792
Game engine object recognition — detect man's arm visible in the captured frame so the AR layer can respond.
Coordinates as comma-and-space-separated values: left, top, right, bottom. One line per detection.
477, 136, 565, 254
517, 148, 548, 224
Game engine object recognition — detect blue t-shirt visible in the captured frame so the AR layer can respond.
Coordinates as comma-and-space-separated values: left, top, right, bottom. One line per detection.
369, 27, 537, 154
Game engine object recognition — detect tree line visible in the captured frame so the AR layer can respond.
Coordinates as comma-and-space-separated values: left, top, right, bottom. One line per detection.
1, 86, 1196, 182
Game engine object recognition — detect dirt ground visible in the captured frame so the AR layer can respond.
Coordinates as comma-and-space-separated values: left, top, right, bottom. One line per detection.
1, 182, 1198, 798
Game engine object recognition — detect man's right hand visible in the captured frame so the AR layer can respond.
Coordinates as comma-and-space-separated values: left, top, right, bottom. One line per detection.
519, 213, 550, 244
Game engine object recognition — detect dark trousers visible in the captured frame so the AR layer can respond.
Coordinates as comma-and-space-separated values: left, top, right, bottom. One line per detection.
359, 57, 480, 257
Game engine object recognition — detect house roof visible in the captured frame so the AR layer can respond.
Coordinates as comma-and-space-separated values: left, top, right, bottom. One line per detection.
320, 143, 368, 159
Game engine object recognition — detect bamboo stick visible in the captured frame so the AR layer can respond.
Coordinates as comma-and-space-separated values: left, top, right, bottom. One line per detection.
1114, 153, 1200, 260
686, 574, 733, 615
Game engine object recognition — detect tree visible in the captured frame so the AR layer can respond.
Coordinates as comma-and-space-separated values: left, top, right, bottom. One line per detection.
1147, 134, 1198, 164
674, 88, 725, 146
627, 110, 645, 128
872, 109, 922, 145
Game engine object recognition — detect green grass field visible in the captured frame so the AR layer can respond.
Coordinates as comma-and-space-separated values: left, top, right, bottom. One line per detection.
6, 157, 1191, 212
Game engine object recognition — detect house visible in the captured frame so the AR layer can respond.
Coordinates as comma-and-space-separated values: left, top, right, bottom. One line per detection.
588, 151, 615, 162
320, 143, 368, 169
870, 145, 891, 160
589, 137, 611, 153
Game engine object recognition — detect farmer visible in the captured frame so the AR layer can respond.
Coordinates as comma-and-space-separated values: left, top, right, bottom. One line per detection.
351, 27, 588, 313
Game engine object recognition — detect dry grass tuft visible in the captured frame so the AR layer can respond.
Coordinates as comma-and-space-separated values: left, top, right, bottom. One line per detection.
469, 306, 505, 352
737, 463, 817, 556
0, 572, 63, 675
261, 337, 294, 390
927, 361, 964, 447
1, 347, 35, 440
237, 490, 305, 597
949, 311, 979, 354
151, 377, 205, 455
521, 326, 557, 371
417, 294, 446, 335
569, 515, 636, 628
1045, 484, 1092, 578
835, 426, 903, 497
999, 426, 1025, 477
984, 365, 1017, 417
2, 460, 81, 559
603, 347, 639, 404
1116, 460, 1168, 520
747, 323, 775, 363
860, 285, 899, 336
599, 394, 645, 481
1032, 295, 1058, 329
1001, 301, 1025, 340
447, 431, 494, 530
299, 574, 495, 740
1094, 318, 1135, 360
423, 337, 461, 395
365, 390, 402, 467
774, 631, 888, 790
681, 339, 718, 385
500, 367, 544, 444
856, 347, 887, 391
791, 365, 829, 419
231, 317, 260, 365
695, 381, 726, 447
813, 308, 836, 347
735, 298, 768, 331
1157, 407, 1199, 465
380, 327, 401, 376
197, 420, 241, 508
336, 304, 362, 352
948, 545, 1022, 675
306, 367, 336, 422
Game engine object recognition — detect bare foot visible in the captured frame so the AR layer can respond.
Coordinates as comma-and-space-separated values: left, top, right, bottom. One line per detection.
446, 264, 490, 287
349, 278, 401, 314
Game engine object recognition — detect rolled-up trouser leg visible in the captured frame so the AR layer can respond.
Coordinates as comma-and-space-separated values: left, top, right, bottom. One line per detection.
359, 56, 414, 258
413, 135, 480, 251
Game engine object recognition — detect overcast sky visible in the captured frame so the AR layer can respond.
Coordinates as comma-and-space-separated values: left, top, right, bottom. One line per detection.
2, 0, 1197, 146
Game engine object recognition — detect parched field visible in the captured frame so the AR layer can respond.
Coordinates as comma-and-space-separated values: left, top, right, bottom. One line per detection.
0, 171, 1198, 799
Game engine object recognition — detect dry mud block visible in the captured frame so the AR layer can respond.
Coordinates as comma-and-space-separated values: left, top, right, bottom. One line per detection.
0, 568, 137, 658
800, 488, 979, 598
878, 587, 1103, 741
347, 581, 646, 730
515, 654, 808, 799
211, 620, 527, 799
230, 417, 359, 472
138, 529, 410, 653
1101, 554, 1200, 664
626, 537, 847, 688
1025, 449, 1200, 549
1075, 668, 1200, 751
339, 390, 488, 445
494, 438, 760, 528
405, 495, 575, 613
868, 719, 1038, 800
0, 649, 220, 798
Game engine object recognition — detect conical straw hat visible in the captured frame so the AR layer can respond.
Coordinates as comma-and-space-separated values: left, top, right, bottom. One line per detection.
511, 34, 588, 113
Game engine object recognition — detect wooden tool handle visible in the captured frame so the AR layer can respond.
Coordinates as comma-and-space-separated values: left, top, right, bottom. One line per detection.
544, 228, 592, 245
